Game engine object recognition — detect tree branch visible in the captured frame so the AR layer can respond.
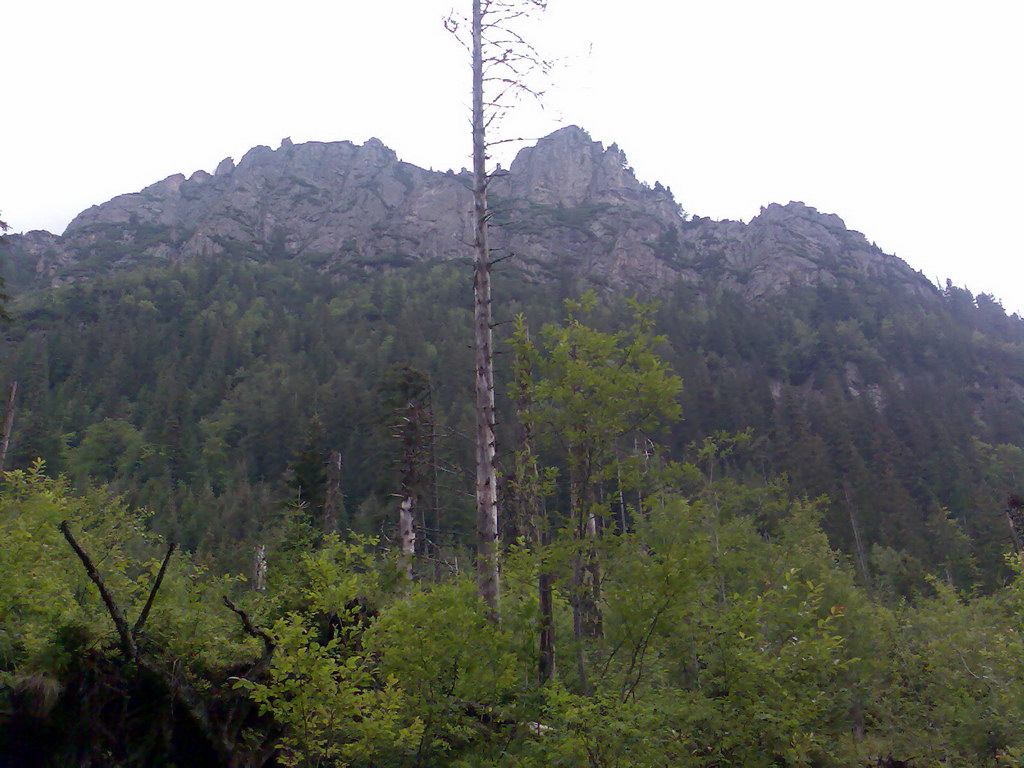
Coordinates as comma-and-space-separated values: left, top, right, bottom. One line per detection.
60, 520, 137, 660
133, 542, 177, 637
223, 596, 275, 666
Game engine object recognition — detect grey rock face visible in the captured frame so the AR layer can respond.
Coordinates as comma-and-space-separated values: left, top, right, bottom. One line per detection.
676, 201, 933, 299
2, 127, 933, 301
2, 230, 67, 287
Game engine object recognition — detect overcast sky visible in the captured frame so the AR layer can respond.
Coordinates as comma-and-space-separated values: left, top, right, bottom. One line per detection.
3, 0, 1022, 311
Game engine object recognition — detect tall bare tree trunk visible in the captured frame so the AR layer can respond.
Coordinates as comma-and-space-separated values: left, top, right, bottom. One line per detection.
399, 495, 416, 579
398, 398, 423, 581
0, 381, 17, 472
253, 545, 267, 592
583, 493, 603, 639
565, 332, 602, 641
323, 451, 344, 535
451, 0, 547, 618
844, 483, 870, 584
1006, 495, 1024, 558
472, 0, 500, 619
575, 464, 602, 640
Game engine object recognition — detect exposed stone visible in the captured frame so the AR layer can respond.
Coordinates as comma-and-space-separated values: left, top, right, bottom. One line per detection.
215, 157, 235, 176
1, 127, 935, 302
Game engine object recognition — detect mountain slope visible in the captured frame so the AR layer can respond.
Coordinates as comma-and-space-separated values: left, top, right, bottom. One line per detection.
4, 127, 931, 300
1, 128, 1021, 588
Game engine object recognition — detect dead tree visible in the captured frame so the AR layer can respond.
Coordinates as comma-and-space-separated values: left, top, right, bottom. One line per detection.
380, 366, 436, 580
844, 482, 870, 585
447, 0, 550, 620
323, 451, 345, 534
59, 521, 175, 662
253, 544, 268, 592
1007, 494, 1024, 557
59, 522, 277, 766
397, 407, 422, 578
0, 380, 17, 472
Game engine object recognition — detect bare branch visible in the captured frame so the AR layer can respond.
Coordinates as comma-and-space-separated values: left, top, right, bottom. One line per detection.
60, 521, 137, 660
223, 596, 275, 664
133, 542, 177, 637
443, 12, 472, 55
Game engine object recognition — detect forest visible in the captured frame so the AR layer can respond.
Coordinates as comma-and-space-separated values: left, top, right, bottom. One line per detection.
2, 250, 1024, 766
3, 0, 1024, 762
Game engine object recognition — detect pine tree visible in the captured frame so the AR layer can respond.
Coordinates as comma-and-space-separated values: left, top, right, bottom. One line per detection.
288, 414, 329, 518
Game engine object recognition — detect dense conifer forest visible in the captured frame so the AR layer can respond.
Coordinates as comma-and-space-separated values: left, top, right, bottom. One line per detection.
3, 245, 1024, 765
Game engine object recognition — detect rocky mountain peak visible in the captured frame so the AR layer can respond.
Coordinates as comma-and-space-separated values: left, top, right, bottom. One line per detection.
692, 199, 927, 300
3, 129, 936, 302
755, 201, 846, 230
744, 201, 879, 265
506, 125, 646, 207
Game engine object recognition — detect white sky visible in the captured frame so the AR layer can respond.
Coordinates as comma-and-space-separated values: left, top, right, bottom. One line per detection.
2, 0, 1022, 311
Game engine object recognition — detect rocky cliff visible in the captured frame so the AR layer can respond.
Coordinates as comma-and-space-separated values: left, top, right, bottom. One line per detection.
2, 126, 934, 300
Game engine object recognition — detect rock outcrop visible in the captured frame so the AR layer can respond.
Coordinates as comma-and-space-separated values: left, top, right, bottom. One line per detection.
1, 127, 933, 300
678, 201, 933, 300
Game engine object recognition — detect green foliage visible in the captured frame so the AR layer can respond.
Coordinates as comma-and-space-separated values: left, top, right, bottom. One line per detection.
0, 463, 254, 677
236, 616, 422, 768
7, 453, 1024, 765
271, 531, 400, 615
874, 563, 1024, 765
5, 253, 1024, 590
6, 247, 1024, 764
288, 413, 330, 514
367, 581, 527, 761
0, 461, 148, 674
66, 418, 149, 484
513, 292, 682, 469
586, 494, 855, 767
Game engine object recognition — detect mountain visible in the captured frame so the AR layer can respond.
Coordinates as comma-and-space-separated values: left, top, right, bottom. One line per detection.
2, 127, 1022, 589
4, 127, 932, 300
8, 128, 1024, 768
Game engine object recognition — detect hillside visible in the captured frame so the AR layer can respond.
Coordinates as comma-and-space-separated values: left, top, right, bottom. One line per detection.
1, 127, 1022, 584
4, 128, 1024, 768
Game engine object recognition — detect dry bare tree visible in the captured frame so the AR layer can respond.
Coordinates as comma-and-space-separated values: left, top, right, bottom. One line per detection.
447, 0, 550, 619
323, 450, 345, 534
381, 366, 435, 580
60, 522, 277, 765
0, 381, 17, 472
